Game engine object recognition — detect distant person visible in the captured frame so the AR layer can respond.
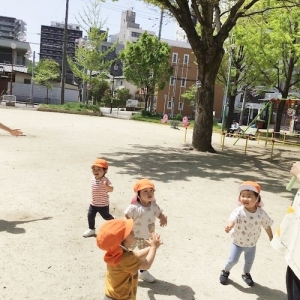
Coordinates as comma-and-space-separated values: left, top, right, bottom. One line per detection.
124, 178, 167, 283
219, 181, 273, 286
272, 162, 300, 300
0, 122, 23, 136
97, 219, 162, 300
83, 159, 114, 238
227, 120, 239, 136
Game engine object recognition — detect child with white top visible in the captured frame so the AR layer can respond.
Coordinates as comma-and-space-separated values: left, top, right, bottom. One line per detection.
220, 181, 273, 286
124, 178, 167, 283
83, 159, 114, 238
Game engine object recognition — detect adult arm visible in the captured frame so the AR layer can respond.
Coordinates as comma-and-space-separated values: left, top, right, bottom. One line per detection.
0, 122, 23, 136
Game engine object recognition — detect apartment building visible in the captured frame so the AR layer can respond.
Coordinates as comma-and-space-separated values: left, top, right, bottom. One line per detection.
39, 21, 82, 83
0, 16, 27, 41
156, 39, 224, 118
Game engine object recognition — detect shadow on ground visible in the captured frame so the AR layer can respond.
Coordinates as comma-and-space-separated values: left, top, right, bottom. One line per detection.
139, 280, 195, 300
101, 143, 299, 201
0, 217, 52, 234
229, 280, 287, 300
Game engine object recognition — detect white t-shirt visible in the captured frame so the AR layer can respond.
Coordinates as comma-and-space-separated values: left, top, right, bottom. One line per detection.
124, 201, 162, 239
229, 206, 273, 247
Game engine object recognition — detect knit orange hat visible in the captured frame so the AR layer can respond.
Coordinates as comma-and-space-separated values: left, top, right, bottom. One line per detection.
133, 178, 155, 193
97, 219, 133, 266
92, 158, 108, 169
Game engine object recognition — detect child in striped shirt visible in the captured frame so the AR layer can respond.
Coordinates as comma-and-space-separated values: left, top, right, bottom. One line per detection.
83, 159, 114, 238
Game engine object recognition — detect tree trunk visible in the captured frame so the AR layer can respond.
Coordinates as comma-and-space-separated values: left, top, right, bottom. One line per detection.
275, 100, 286, 134
192, 48, 224, 152
46, 88, 49, 104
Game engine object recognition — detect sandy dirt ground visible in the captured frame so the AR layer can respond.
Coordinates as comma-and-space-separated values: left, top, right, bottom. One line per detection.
1, 105, 299, 300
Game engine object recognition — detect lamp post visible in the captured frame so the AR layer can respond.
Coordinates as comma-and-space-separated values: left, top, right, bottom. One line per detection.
10, 42, 16, 95
110, 63, 118, 114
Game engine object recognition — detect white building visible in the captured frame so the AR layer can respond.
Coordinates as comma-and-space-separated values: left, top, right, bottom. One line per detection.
117, 10, 155, 44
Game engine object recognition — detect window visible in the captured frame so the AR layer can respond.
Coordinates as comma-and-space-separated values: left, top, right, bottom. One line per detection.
181, 78, 186, 87
24, 79, 31, 84
172, 53, 178, 64
169, 76, 175, 86
101, 46, 107, 52
131, 32, 141, 38
178, 102, 183, 110
183, 54, 189, 64
167, 101, 172, 109
120, 80, 123, 86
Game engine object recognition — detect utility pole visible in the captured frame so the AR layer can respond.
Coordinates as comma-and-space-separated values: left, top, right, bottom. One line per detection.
60, 0, 69, 105
30, 51, 35, 106
158, 9, 164, 40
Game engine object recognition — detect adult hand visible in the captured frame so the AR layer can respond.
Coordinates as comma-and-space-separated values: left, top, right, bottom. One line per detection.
9, 129, 23, 136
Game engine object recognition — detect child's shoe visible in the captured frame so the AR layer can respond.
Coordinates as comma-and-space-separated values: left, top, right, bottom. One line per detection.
220, 270, 230, 285
83, 229, 96, 238
242, 273, 254, 286
138, 270, 156, 283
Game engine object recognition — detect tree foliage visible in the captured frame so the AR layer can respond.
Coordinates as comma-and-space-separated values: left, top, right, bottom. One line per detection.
33, 59, 60, 103
235, 2, 300, 132
119, 32, 173, 111
68, 0, 117, 103
133, 0, 300, 152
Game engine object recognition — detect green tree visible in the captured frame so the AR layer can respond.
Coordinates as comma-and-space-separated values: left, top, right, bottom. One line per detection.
33, 59, 60, 104
235, 2, 300, 133
115, 88, 132, 107
133, 0, 300, 152
90, 78, 110, 105
68, 0, 116, 104
119, 32, 173, 112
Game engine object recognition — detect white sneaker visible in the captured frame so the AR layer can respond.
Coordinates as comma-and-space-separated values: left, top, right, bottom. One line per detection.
138, 270, 156, 283
83, 229, 96, 238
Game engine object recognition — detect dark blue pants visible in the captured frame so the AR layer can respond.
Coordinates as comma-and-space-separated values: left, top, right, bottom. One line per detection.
87, 204, 114, 229
287, 266, 300, 300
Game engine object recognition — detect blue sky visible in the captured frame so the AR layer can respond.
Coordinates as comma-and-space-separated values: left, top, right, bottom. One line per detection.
2, 0, 176, 60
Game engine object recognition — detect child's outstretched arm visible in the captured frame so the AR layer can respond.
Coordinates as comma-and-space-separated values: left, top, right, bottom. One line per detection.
265, 226, 273, 241
158, 213, 167, 227
225, 220, 235, 233
137, 233, 162, 271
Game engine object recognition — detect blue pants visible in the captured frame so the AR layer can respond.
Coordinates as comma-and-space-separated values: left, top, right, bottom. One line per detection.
224, 243, 256, 273
87, 204, 114, 229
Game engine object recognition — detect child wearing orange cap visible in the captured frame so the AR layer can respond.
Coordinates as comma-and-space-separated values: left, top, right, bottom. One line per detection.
83, 159, 114, 238
219, 181, 273, 286
124, 178, 167, 283
97, 219, 162, 300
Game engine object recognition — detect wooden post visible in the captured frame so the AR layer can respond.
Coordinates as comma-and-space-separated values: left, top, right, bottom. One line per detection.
244, 136, 249, 154
270, 139, 275, 160
221, 132, 225, 150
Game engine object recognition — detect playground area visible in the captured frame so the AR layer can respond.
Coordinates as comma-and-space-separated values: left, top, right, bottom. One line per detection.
1, 106, 300, 300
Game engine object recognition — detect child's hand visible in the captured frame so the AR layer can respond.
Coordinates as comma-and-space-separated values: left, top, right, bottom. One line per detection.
146, 233, 163, 249
103, 180, 111, 192
159, 214, 167, 227
225, 220, 234, 233
225, 225, 233, 233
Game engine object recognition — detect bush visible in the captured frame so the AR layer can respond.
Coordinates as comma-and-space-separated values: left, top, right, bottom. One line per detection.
141, 110, 152, 117
175, 114, 182, 121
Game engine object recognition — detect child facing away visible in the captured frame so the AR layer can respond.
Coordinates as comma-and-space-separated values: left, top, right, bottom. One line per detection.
97, 219, 162, 300
124, 178, 167, 283
83, 159, 114, 238
220, 181, 273, 286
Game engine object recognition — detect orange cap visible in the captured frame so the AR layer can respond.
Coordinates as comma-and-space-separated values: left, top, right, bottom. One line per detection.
97, 219, 133, 266
238, 181, 261, 194
133, 178, 155, 193
92, 158, 108, 169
